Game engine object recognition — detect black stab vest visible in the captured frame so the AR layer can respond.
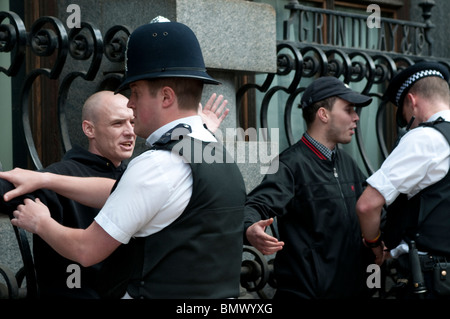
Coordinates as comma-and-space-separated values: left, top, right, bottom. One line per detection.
96, 132, 246, 298
384, 119, 450, 256
129, 136, 246, 298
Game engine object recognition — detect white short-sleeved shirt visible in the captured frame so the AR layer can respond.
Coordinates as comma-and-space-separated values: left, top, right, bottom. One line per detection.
95, 115, 217, 244
367, 110, 450, 205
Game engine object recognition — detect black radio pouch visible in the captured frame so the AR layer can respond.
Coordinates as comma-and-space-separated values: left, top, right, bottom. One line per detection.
433, 258, 450, 295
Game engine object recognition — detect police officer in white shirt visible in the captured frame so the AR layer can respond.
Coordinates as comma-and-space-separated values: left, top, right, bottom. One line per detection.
356, 61, 450, 298
4, 19, 247, 299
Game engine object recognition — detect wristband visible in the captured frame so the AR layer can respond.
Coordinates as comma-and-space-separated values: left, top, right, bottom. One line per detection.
364, 231, 382, 248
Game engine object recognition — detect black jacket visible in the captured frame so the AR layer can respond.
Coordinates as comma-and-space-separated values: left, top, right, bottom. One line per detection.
0, 145, 125, 298
244, 135, 370, 299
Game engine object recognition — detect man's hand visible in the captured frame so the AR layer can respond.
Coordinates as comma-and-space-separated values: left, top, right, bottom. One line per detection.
246, 218, 284, 255
372, 243, 387, 266
198, 93, 229, 133
0, 168, 48, 202
11, 198, 50, 234
11, 197, 121, 267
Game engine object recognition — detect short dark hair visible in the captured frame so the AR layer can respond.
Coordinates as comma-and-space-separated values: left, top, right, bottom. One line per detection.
146, 78, 204, 111
409, 76, 450, 105
301, 96, 337, 128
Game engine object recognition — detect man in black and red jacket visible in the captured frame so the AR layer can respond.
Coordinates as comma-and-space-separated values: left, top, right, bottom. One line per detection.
245, 77, 374, 299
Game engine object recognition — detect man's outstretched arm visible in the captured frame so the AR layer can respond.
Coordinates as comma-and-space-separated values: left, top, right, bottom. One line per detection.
0, 168, 114, 209
12, 198, 120, 267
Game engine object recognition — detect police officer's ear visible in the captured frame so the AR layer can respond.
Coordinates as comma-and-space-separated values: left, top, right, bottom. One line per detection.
160, 86, 176, 109
82, 120, 95, 139
404, 92, 418, 110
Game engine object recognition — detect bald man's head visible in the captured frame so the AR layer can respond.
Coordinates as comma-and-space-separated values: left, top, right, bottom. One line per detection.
81, 91, 135, 167
82, 91, 127, 123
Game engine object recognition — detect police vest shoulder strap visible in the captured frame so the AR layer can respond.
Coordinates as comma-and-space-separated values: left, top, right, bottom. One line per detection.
419, 118, 450, 145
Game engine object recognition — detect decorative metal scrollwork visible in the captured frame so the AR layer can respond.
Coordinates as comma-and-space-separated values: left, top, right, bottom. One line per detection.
241, 245, 272, 298
236, 1, 449, 175
20, 17, 69, 169
58, 22, 104, 152
0, 12, 131, 169
0, 263, 19, 299
104, 25, 131, 63
0, 221, 37, 299
237, 39, 450, 175
0, 11, 26, 77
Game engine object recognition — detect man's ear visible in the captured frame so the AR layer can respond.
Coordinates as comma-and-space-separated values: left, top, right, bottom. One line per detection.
161, 86, 176, 109
316, 107, 329, 123
405, 93, 418, 111
82, 120, 95, 138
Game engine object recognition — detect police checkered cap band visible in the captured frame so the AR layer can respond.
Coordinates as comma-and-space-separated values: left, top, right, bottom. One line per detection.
395, 69, 444, 105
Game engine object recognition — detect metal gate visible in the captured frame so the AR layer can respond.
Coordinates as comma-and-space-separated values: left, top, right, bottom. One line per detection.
237, 1, 449, 176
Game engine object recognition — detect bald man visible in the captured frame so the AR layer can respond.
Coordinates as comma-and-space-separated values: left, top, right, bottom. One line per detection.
0, 90, 228, 298
0, 91, 133, 298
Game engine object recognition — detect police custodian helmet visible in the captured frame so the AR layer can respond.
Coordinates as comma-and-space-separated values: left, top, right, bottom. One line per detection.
384, 61, 450, 127
116, 17, 220, 93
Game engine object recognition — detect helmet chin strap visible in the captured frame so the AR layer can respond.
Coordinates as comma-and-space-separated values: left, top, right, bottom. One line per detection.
405, 116, 416, 131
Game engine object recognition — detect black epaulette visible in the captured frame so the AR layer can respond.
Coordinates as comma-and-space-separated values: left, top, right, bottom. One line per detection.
152, 123, 192, 147
419, 116, 445, 128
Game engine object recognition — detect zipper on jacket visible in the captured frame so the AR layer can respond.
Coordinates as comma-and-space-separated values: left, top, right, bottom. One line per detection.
333, 166, 349, 216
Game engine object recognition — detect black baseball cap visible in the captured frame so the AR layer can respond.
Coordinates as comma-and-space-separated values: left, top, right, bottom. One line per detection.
300, 76, 372, 109
383, 61, 449, 127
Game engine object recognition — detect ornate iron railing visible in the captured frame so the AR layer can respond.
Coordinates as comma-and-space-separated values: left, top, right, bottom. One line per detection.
0, 11, 131, 170
237, 0, 449, 175
1, 2, 446, 174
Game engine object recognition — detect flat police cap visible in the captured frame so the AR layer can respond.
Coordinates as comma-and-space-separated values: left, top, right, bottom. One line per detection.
300, 76, 372, 108
384, 61, 450, 127
116, 18, 219, 93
